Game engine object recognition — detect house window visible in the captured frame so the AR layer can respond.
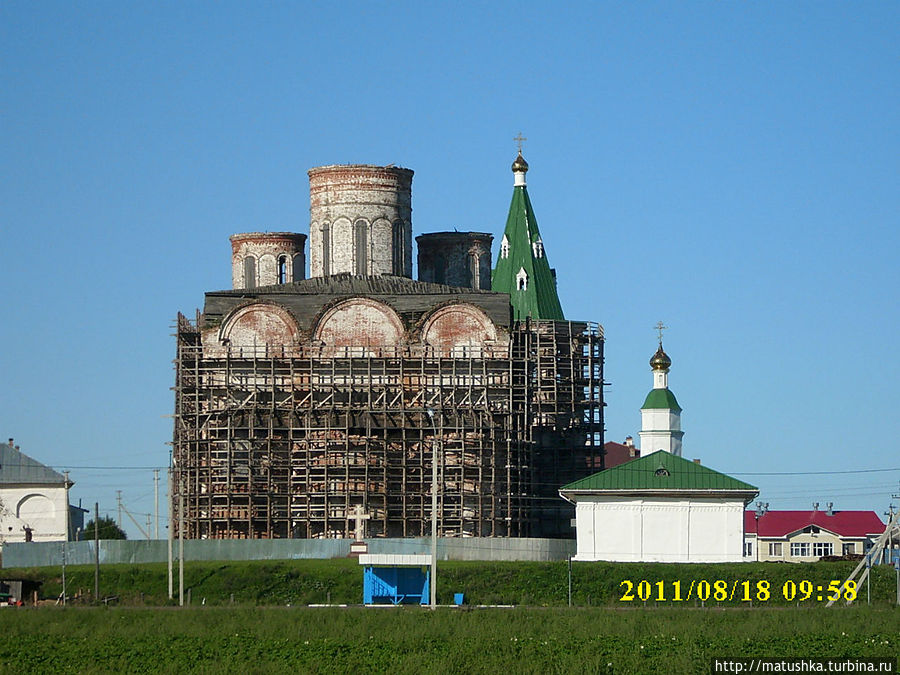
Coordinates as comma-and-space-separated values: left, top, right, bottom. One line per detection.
243, 256, 256, 289
322, 223, 330, 276
354, 220, 368, 275
392, 221, 404, 275
744, 541, 753, 557
278, 256, 287, 284
790, 542, 810, 557
813, 542, 833, 558
500, 235, 509, 259
768, 542, 783, 557
842, 543, 855, 556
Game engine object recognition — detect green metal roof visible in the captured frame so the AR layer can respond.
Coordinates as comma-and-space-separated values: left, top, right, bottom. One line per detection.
641, 388, 682, 411
491, 184, 564, 321
560, 450, 758, 493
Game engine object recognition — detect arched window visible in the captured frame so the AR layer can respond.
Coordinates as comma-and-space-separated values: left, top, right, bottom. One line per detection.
469, 253, 480, 290
243, 256, 257, 289
392, 220, 404, 275
292, 253, 304, 281
516, 267, 528, 291
321, 223, 330, 276
278, 256, 287, 284
354, 220, 368, 275
433, 255, 445, 285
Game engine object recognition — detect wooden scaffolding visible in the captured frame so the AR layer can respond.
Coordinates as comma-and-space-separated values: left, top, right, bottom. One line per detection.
172, 314, 603, 539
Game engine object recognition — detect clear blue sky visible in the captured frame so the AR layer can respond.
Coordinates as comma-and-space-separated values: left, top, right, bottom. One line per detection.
2, 2, 898, 538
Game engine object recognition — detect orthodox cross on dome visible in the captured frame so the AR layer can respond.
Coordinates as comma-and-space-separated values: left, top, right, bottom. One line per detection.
349, 504, 370, 541
655, 321, 668, 346
514, 132, 527, 153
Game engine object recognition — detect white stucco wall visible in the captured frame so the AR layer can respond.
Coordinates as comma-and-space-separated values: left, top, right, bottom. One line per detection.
571, 495, 747, 563
0, 485, 69, 544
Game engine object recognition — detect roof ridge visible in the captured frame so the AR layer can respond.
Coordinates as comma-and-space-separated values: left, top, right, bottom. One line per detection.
561, 450, 758, 492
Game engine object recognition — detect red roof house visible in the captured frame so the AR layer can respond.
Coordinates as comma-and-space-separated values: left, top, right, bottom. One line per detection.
744, 509, 884, 562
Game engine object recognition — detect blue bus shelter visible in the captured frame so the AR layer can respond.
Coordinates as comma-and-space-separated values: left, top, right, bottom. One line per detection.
359, 554, 432, 605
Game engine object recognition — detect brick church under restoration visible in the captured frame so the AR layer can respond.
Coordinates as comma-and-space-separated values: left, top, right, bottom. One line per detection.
172, 154, 604, 540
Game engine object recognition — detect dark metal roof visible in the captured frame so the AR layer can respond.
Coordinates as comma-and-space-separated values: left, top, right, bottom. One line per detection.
203, 274, 513, 332
0, 443, 66, 485
209, 274, 500, 297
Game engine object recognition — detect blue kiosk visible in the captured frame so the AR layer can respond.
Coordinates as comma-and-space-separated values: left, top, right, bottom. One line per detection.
359, 554, 432, 605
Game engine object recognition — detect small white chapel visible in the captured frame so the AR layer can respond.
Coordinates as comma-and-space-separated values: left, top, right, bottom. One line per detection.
560, 336, 758, 563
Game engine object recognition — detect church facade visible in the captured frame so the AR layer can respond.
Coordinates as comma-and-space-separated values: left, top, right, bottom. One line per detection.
172, 154, 604, 540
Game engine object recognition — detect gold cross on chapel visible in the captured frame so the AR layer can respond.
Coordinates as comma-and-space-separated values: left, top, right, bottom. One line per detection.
514, 132, 527, 153
655, 321, 668, 345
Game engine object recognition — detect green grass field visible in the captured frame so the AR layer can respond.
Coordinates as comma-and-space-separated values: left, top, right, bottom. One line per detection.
1, 560, 897, 673
0, 606, 897, 674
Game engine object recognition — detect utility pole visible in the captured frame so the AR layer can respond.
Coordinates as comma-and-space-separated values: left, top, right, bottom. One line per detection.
60, 542, 66, 607
117, 490, 122, 530
427, 408, 438, 609
94, 502, 100, 602
179, 473, 184, 607
167, 463, 173, 600
895, 556, 899, 606
154, 469, 160, 540
568, 556, 572, 607
63, 471, 71, 542
866, 553, 871, 605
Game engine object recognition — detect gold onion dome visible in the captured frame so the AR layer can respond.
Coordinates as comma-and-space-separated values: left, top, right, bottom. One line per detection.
511, 151, 529, 173
650, 345, 672, 370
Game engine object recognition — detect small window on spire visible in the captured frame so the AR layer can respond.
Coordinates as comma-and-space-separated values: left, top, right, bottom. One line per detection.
532, 239, 544, 259
500, 235, 510, 259
516, 267, 528, 291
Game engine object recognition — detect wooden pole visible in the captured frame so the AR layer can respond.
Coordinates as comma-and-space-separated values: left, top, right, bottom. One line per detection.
94, 502, 99, 601
179, 473, 184, 607
167, 463, 173, 599
154, 469, 160, 540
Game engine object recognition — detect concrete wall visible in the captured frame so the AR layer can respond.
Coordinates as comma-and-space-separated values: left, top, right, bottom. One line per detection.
2, 537, 575, 568
573, 495, 746, 563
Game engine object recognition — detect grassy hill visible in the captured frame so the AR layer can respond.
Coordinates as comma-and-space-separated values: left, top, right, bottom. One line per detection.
4, 558, 898, 607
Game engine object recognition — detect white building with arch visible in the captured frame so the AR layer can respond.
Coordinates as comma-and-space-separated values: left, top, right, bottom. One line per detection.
0, 439, 83, 545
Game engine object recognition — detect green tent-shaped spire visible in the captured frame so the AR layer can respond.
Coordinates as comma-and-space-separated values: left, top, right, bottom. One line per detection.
491, 152, 565, 321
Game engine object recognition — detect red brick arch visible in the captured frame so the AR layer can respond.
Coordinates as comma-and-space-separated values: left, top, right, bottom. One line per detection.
421, 304, 498, 349
314, 298, 404, 347
220, 302, 300, 347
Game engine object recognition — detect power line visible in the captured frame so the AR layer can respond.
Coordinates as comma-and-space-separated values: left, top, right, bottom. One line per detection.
731, 467, 900, 476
